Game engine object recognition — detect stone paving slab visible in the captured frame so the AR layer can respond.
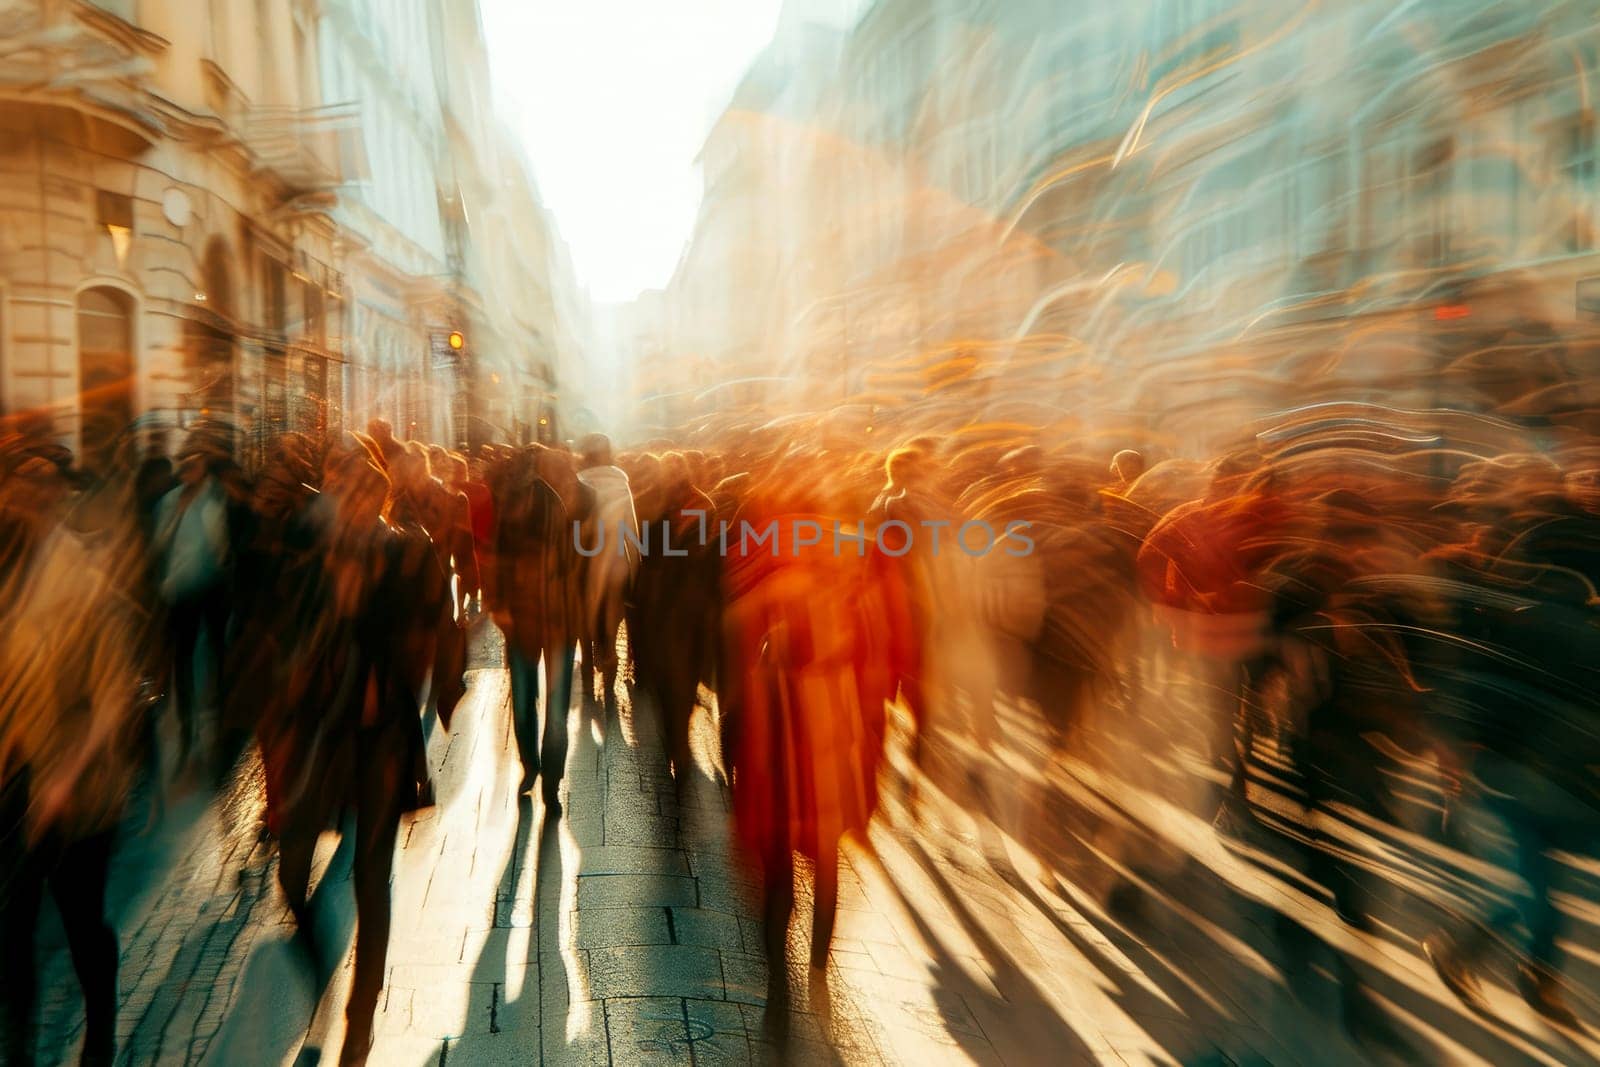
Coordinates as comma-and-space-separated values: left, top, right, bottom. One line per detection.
575, 872, 700, 910
570, 905, 673, 950
576, 845, 693, 877
585, 944, 726, 1001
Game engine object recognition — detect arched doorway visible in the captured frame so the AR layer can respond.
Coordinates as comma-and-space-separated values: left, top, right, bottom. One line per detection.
77, 285, 134, 470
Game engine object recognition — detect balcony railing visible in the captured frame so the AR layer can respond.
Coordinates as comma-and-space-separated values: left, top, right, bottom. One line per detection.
240, 103, 365, 197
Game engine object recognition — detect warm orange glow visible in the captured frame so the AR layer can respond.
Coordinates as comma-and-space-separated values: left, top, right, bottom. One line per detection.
448, 330, 465, 350
1434, 304, 1472, 321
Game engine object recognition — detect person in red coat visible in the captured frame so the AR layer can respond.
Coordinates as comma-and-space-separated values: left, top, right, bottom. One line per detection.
720, 471, 915, 1024
1138, 454, 1290, 625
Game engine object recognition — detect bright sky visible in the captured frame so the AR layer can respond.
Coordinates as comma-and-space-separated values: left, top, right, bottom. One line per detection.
480, 1, 790, 303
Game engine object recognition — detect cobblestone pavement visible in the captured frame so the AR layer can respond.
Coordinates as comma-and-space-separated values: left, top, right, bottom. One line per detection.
27, 622, 1600, 1065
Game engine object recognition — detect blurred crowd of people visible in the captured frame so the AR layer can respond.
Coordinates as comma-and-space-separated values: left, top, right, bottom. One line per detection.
2, 398, 1599, 1061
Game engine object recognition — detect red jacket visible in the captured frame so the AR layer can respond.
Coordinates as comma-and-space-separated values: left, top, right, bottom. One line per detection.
1138, 490, 1290, 616
464, 480, 494, 548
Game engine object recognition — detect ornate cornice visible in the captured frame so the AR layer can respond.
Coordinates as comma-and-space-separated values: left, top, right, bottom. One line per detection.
200, 58, 250, 117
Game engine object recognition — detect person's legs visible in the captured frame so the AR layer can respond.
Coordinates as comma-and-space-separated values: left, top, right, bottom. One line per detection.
183, 584, 231, 775
0, 775, 44, 1067
345, 765, 402, 1065
1425, 770, 1540, 1015
1507, 816, 1555, 964
49, 831, 118, 1065
202, 583, 230, 707
408, 696, 433, 809
761, 840, 796, 1042
810, 837, 840, 970
581, 636, 599, 716
277, 825, 316, 933
169, 596, 203, 762
1230, 658, 1267, 801
599, 583, 625, 714
433, 617, 467, 730
1305, 709, 1380, 930
664, 656, 697, 796
538, 633, 575, 806
0, 876, 43, 1067
1215, 657, 1270, 829
1499, 807, 1582, 1024
507, 641, 539, 791
581, 604, 608, 731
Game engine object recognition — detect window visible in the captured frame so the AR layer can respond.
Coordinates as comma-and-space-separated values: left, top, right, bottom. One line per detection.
77, 287, 134, 468
95, 190, 132, 230
1422, 136, 1456, 266
300, 354, 327, 435
1563, 112, 1597, 252
303, 282, 324, 347
96, 190, 133, 266
195, 243, 236, 418
261, 256, 287, 338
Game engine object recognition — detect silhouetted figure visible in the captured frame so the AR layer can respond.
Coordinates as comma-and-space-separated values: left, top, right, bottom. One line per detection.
629, 451, 720, 797
721, 475, 911, 1031
491, 446, 578, 806
151, 432, 233, 767
1423, 459, 1600, 1029
0, 454, 142, 1067
262, 444, 445, 1065
575, 433, 638, 721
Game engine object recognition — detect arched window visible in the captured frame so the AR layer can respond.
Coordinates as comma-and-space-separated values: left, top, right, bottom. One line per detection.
77, 286, 134, 468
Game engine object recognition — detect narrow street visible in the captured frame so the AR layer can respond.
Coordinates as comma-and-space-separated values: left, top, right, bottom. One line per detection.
7, 3, 1600, 1066
24, 621, 1600, 1066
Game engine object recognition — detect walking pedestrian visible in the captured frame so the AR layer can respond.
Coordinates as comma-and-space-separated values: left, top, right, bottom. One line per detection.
0, 453, 143, 1067
151, 431, 233, 768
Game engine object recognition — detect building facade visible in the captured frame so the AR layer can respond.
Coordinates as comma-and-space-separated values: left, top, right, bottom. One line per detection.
0, 0, 586, 467
647, 0, 1600, 446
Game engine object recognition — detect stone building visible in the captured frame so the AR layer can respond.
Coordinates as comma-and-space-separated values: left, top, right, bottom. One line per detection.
0, 0, 585, 467
651, 0, 1600, 444
0, 0, 352, 467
